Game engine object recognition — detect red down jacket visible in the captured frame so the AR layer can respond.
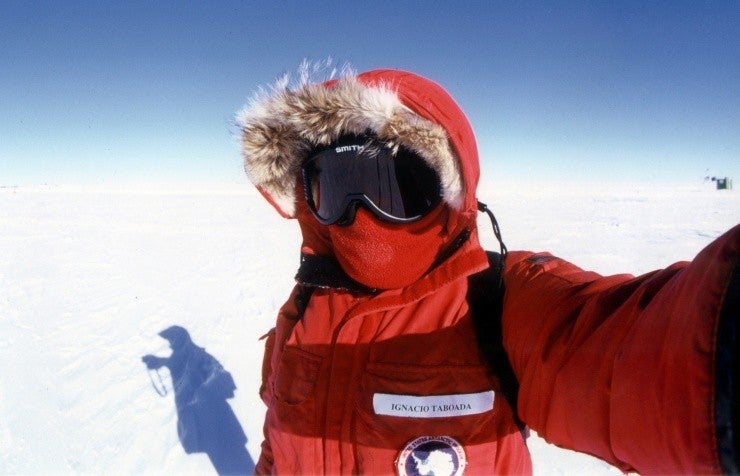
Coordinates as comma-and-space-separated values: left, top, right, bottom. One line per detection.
238, 68, 739, 474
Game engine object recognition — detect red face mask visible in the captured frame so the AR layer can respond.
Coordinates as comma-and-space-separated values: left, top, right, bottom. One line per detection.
327, 205, 450, 290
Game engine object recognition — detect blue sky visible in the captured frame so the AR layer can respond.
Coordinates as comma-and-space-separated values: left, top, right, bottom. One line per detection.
1, 1, 738, 186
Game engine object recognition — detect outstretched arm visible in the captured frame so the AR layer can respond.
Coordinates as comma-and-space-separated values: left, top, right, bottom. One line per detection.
502, 224, 739, 474
141, 354, 167, 370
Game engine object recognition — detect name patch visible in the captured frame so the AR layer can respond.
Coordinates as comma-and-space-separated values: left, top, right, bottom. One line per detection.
373, 391, 494, 418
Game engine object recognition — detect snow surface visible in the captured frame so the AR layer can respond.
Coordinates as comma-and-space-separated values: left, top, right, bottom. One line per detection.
1, 181, 737, 475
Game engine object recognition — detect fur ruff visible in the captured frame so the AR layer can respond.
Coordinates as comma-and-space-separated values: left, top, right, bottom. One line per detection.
237, 69, 464, 217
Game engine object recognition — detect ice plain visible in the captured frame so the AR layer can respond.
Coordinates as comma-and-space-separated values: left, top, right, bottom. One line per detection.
0, 180, 737, 475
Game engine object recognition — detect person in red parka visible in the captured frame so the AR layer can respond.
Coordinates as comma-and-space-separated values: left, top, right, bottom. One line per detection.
237, 65, 739, 475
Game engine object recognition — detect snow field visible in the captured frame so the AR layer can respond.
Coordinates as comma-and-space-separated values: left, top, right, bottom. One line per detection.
0, 182, 737, 474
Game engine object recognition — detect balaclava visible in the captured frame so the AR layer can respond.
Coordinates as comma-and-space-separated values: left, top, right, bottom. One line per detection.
327, 203, 449, 289
237, 65, 481, 289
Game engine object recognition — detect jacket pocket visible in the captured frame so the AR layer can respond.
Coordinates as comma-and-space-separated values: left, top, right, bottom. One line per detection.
274, 345, 322, 405
356, 362, 498, 443
268, 345, 324, 473
353, 362, 514, 474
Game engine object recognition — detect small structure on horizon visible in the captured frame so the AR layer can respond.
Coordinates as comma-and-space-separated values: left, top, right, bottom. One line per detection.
715, 177, 733, 190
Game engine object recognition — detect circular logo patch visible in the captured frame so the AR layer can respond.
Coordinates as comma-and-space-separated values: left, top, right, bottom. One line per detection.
396, 435, 466, 476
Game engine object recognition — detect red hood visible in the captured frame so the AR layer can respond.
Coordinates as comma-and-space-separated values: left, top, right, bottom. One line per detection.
238, 67, 481, 258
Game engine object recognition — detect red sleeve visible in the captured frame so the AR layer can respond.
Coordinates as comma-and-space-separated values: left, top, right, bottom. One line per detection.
502, 224, 739, 474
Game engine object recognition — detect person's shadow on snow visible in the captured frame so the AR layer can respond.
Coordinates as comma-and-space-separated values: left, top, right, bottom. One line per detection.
142, 325, 255, 475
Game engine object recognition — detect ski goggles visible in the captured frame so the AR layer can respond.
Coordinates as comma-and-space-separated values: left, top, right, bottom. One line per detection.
301, 137, 442, 225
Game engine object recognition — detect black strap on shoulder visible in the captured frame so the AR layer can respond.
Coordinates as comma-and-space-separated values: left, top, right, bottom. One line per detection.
292, 284, 316, 320
468, 251, 524, 435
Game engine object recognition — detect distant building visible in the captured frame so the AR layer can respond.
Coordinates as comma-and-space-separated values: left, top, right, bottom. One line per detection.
716, 177, 733, 190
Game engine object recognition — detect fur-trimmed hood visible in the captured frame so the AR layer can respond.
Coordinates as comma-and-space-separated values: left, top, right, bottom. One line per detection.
236, 67, 481, 219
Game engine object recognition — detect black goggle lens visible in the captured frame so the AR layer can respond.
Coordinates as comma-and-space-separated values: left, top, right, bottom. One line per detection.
302, 139, 442, 225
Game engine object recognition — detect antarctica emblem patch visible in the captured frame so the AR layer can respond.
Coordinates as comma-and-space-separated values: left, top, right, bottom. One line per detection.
396, 435, 466, 476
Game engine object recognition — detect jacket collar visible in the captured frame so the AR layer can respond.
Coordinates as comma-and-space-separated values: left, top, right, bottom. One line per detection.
295, 253, 377, 294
